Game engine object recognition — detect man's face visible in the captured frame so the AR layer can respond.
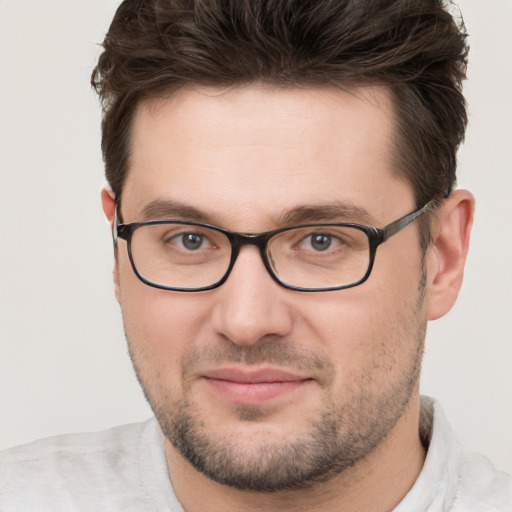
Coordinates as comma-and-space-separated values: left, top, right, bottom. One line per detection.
115, 85, 427, 490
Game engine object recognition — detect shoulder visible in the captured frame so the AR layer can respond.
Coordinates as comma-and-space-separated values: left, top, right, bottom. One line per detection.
453, 451, 512, 511
419, 397, 512, 511
0, 419, 150, 473
0, 419, 160, 511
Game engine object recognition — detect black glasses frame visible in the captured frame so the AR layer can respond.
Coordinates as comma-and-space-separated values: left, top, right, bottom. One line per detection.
115, 201, 434, 292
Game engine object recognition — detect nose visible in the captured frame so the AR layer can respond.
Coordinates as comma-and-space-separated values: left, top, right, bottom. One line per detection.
210, 245, 294, 346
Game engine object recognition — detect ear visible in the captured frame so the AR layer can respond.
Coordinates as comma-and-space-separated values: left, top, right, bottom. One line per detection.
426, 189, 475, 321
101, 185, 116, 223
100, 185, 121, 303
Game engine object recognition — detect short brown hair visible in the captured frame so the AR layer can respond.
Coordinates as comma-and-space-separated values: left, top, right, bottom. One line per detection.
92, 0, 468, 234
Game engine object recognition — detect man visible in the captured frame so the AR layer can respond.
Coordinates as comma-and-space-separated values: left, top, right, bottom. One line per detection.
1, 0, 510, 510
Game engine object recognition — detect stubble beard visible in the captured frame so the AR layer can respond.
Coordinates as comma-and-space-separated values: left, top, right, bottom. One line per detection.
126, 276, 427, 492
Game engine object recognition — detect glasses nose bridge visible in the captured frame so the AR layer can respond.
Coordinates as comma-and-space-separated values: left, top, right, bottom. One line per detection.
227, 231, 274, 273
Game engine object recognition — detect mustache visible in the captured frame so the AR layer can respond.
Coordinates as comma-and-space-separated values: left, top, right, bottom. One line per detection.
181, 336, 335, 386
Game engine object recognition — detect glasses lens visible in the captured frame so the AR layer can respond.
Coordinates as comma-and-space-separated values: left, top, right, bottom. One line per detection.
129, 223, 232, 289
267, 225, 371, 289
127, 222, 371, 291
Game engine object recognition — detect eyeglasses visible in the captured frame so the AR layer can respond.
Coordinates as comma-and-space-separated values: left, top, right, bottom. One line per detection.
115, 201, 434, 292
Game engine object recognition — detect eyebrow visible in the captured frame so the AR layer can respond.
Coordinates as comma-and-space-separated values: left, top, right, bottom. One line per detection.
141, 199, 208, 222
139, 199, 376, 227
278, 202, 375, 226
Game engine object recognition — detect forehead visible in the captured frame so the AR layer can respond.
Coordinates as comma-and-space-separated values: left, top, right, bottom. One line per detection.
123, 85, 413, 227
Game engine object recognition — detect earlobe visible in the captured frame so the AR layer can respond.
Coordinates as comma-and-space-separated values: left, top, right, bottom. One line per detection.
426, 189, 475, 321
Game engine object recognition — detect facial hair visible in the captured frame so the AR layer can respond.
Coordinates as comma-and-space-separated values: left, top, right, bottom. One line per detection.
126, 275, 427, 492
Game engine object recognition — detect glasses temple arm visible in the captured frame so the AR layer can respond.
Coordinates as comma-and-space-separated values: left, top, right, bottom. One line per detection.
381, 200, 437, 241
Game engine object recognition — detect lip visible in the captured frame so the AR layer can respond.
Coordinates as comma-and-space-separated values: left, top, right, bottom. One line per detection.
201, 367, 312, 404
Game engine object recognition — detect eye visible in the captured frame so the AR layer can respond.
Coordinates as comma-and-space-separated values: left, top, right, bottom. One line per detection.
302, 232, 343, 252
307, 233, 334, 251
171, 232, 209, 251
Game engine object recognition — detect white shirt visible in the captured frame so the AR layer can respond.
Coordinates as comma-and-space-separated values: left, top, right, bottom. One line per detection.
0, 397, 510, 511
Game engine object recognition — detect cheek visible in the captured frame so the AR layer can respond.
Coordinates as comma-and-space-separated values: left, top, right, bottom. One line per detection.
117, 255, 212, 372
301, 253, 424, 380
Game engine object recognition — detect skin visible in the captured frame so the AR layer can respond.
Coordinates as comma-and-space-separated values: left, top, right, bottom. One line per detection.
102, 85, 474, 512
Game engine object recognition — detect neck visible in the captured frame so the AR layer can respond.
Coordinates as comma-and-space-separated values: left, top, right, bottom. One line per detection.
165, 395, 426, 512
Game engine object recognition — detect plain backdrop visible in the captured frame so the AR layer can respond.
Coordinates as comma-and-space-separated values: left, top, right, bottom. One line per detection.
1, 0, 511, 475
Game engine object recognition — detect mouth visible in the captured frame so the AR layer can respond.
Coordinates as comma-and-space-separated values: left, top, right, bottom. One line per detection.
201, 367, 313, 404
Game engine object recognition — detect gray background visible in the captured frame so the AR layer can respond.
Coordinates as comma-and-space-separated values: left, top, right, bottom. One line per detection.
1, 0, 511, 474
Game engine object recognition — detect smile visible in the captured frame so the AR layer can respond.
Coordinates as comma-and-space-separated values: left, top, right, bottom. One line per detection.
201, 368, 313, 404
